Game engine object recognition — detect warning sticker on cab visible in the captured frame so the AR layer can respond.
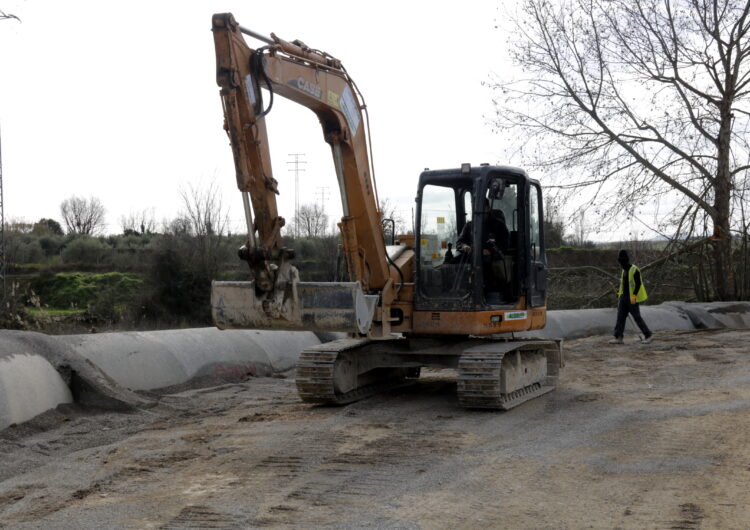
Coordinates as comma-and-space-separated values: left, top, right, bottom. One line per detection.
504, 311, 528, 321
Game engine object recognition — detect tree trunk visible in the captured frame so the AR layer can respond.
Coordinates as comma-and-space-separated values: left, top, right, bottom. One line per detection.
712, 233, 733, 300
713, 105, 735, 300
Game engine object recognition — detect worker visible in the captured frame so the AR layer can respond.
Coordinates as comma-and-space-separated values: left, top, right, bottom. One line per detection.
610, 249, 653, 344
456, 199, 509, 256
456, 199, 510, 298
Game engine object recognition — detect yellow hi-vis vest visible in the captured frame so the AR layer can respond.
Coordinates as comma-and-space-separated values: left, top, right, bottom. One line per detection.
618, 264, 648, 302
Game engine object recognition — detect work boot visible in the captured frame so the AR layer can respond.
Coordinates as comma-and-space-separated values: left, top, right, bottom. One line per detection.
640, 334, 653, 344
608, 337, 624, 344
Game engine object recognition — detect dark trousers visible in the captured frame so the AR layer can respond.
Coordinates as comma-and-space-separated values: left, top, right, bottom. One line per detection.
614, 295, 652, 338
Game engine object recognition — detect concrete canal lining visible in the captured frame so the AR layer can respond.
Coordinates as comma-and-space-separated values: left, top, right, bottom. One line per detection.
0, 328, 321, 431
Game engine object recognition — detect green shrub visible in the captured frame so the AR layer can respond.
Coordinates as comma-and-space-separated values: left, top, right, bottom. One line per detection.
19, 240, 44, 263
32, 272, 143, 309
33, 218, 64, 236
147, 244, 210, 322
6, 233, 44, 264
61, 237, 111, 266
38, 235, 64, 257
116, 234, 152, 250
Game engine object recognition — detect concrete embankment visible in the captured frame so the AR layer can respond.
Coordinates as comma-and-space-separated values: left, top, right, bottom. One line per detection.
0, 352, 73, 432
55, 328, 320, 391
0, 328, 321, 431
518, 301, 750, 340
1, 301, 749, 431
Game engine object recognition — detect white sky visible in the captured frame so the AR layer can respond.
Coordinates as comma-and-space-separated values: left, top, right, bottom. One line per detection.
0, 0, 651, 240
0, 0, 512, 234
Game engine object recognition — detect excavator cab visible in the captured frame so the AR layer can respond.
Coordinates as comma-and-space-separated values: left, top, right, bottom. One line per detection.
415, 165, 546, 314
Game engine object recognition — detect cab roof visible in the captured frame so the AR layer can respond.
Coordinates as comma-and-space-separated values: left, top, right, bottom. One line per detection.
418, 165, 530, 189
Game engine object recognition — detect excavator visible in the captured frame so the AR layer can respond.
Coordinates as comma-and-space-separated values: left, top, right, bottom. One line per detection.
210, 13, 563, 410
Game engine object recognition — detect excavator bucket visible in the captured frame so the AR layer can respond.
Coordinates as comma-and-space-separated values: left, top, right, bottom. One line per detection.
211, 281, 378, 334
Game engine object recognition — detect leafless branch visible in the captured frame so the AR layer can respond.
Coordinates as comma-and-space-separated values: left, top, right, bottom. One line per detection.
0, 9, 20, 22
496, 0, 750, 298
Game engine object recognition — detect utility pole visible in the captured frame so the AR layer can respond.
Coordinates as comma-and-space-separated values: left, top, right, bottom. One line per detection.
1, 1, 20, 304
287, 153, 306, 237
316, 186, 330, 209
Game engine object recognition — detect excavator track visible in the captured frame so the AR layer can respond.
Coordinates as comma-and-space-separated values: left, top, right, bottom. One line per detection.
456, 347, 556, 410
296, 338, 562, 408
296, 339, 413, 405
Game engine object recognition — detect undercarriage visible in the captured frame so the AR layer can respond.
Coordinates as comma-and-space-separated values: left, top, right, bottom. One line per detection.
296, 337, 564, 410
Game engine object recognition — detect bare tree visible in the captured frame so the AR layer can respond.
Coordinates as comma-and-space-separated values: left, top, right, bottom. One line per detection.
60, 196, 106, 235
378, 198, 408, 242
294, 203, 329, 238
176, 182, 232, 277
120, 208, 156, 235
495, 0, 750, 299
572, 211, 593, 248
161, 216, 191, 236
179, 182, 229, 237
4, 218, 33, 234
544, 195, 567, 248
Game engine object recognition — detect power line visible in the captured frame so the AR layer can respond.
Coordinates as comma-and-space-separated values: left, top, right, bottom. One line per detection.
287, 153, 306, 237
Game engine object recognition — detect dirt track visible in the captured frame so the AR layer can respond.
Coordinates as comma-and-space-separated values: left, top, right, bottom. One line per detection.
1, 329, 750, 529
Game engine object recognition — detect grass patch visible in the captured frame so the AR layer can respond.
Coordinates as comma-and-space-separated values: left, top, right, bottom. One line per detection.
32, 272, 144, 309
27, 307, 86, 317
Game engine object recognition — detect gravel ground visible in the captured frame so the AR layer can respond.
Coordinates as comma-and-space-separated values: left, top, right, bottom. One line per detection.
1, 329, 749, 529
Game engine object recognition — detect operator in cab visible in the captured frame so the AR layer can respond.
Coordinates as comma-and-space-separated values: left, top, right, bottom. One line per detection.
456, 198, 510, 300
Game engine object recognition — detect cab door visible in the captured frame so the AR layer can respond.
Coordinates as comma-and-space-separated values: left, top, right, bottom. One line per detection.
528, 182, 546, 307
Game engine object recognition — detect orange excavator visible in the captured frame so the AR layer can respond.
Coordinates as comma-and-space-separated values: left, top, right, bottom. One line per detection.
210, 13, 563, 409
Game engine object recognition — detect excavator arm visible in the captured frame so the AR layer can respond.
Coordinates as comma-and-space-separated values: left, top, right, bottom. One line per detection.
211, 13, 404, 336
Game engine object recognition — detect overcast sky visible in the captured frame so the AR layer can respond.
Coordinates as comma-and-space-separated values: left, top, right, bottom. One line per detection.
0, 0, 516, 235
0, 0, 658, 243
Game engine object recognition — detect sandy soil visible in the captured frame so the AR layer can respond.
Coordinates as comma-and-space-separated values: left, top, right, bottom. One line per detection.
1, 329, 749, 529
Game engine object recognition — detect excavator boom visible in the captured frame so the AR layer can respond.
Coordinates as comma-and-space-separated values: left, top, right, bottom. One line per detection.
210, 13, 398, 335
